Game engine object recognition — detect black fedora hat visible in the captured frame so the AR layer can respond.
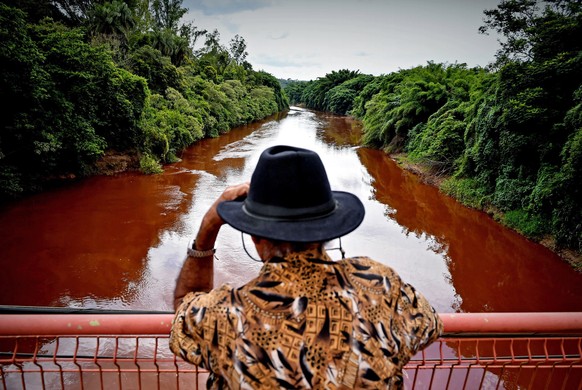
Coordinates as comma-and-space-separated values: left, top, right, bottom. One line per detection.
217, 145, 365, 242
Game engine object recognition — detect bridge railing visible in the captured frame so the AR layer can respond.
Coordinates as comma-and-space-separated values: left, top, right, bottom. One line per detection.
1, 312, 581, 389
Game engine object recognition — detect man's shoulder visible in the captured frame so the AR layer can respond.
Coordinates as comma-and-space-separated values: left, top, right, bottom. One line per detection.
180, 283, 234, 309
337, 256, 406, 294
341, 256, 400, 277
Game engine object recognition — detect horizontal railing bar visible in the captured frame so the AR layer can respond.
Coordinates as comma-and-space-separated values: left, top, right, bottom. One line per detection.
0, 313, 581, 336
4, 363, 580, 370
441, 312, 582, 334
407, 355, 582, 362
404, 365, 582, 369
0, 353, 177, 360
0, 368, 199, 374
0, 314, 174, 335
440, 332, 582, 338
3, 354, 579, 363
0, 305, 174, 315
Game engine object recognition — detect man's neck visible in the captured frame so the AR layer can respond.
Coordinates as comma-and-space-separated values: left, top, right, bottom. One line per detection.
252, 238, 324, 262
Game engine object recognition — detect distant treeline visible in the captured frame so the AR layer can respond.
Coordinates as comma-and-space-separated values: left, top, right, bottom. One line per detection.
0, 0, 288, 199
285, 0, 581, 254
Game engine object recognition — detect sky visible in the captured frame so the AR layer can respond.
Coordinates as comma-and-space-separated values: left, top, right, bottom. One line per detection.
182, 0, 503, 81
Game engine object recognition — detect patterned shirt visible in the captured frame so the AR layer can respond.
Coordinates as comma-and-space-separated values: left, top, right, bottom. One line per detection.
170, 248, 442, 389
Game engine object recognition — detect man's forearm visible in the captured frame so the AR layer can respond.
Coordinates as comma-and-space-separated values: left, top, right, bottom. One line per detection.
173, 213, 221, 309
173, 253, 214, 310
173, 182, 250, 310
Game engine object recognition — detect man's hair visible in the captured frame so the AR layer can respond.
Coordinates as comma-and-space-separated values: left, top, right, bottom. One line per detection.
259, 237, 325, 252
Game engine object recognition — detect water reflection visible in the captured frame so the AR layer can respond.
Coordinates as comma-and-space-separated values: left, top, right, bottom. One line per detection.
0, 172, 196, 309
357, 147, 582, 312
0, 108, 581, 314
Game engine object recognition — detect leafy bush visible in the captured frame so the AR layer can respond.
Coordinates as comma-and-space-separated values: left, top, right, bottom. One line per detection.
493, 176, 534, 211
324, 85, 356, 115
407, 102, 468, 172
503, 209, 548, 239
299, 69, 362, 112
440, 177, 490, 209
140, 90, 204, 162
362, 63, 492, 153
126, 45, 180, 95
139, 153, 163, 174
284, 80, 309, 105
551, 126, 582, 251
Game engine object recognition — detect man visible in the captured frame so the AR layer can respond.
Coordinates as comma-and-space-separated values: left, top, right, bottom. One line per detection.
170, 145, 442, 389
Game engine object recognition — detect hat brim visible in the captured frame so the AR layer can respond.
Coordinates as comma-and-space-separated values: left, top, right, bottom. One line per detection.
217, 191, 365, 243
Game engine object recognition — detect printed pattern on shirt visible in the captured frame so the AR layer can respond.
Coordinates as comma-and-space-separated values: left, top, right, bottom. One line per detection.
170, 248, 442, 389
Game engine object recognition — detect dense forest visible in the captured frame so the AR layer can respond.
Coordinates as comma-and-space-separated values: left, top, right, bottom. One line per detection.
0, 0, 288, 199
285, 0, 582, 257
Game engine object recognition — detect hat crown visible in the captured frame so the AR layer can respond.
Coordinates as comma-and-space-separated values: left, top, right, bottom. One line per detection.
244, 145, 336, 220
216, 145, 365, 243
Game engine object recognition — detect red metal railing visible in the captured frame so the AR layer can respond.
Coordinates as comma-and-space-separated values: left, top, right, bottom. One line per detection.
1, 313, 581, 389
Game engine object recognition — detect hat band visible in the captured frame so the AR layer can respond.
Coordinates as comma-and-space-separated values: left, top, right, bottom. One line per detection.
242, 199, 338, 222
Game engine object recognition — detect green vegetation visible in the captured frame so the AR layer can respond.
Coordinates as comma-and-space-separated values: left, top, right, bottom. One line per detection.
0, 0, 288, 200
285, 0, 582, 254
285, 70, 373, 115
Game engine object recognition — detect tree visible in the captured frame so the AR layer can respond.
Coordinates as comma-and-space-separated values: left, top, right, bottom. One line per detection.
147, 0, 192, 65
301, 69, 361, 111
450, 0, 582, 245
151, 0, 186, 32
324, 74, 374, 115
87, 0, 137, 52
250, 71, 288, 112
88, 0, 136, 36
146, 28, 190, 66
48, 0, 94, 25
179, 21, 206, 51
284, 80, 309, 105
201, 28, 223, 54
361, 63, 461, 151
127, 44, 180, 94
0, 4, 50, 197
229, 34, 248, 64
1, 0, 67, 23
480, 0, 582, 66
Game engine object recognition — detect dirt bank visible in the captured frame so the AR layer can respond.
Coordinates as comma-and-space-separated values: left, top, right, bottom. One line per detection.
94, 150, 140, 175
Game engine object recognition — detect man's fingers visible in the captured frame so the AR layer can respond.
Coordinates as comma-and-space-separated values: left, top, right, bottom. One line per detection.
221, 182, 250, 202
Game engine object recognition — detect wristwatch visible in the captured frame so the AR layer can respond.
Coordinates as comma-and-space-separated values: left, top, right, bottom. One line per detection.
187, 239, 216, 258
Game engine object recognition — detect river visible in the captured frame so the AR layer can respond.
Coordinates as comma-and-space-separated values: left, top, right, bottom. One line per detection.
1, 107, 581, 314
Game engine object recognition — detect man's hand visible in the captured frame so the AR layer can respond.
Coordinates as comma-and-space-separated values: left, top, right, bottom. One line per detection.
173, 182, 249, 310
194, 182, 250, 251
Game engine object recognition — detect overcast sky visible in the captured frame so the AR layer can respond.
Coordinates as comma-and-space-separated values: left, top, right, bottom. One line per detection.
182, 0, 502, 81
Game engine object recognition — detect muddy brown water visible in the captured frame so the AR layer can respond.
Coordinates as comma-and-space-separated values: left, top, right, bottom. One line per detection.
1, 107, 581, 314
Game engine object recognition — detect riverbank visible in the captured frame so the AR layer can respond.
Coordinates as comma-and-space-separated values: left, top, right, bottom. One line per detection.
389, 153, 582, 272
94, 150, 140, 176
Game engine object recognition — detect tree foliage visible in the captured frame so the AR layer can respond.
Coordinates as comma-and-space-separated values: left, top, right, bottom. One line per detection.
151, 0, 186, 31
466, 0, 582, 250
228, 34, 248, 65
291, 69, 363, 113
0, 1, 288, 200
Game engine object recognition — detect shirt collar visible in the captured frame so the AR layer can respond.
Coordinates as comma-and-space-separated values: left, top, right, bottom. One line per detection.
260, 247, 336, 273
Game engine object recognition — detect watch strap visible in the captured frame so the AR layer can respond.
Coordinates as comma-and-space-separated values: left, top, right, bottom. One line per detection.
187, 239, 216, 258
